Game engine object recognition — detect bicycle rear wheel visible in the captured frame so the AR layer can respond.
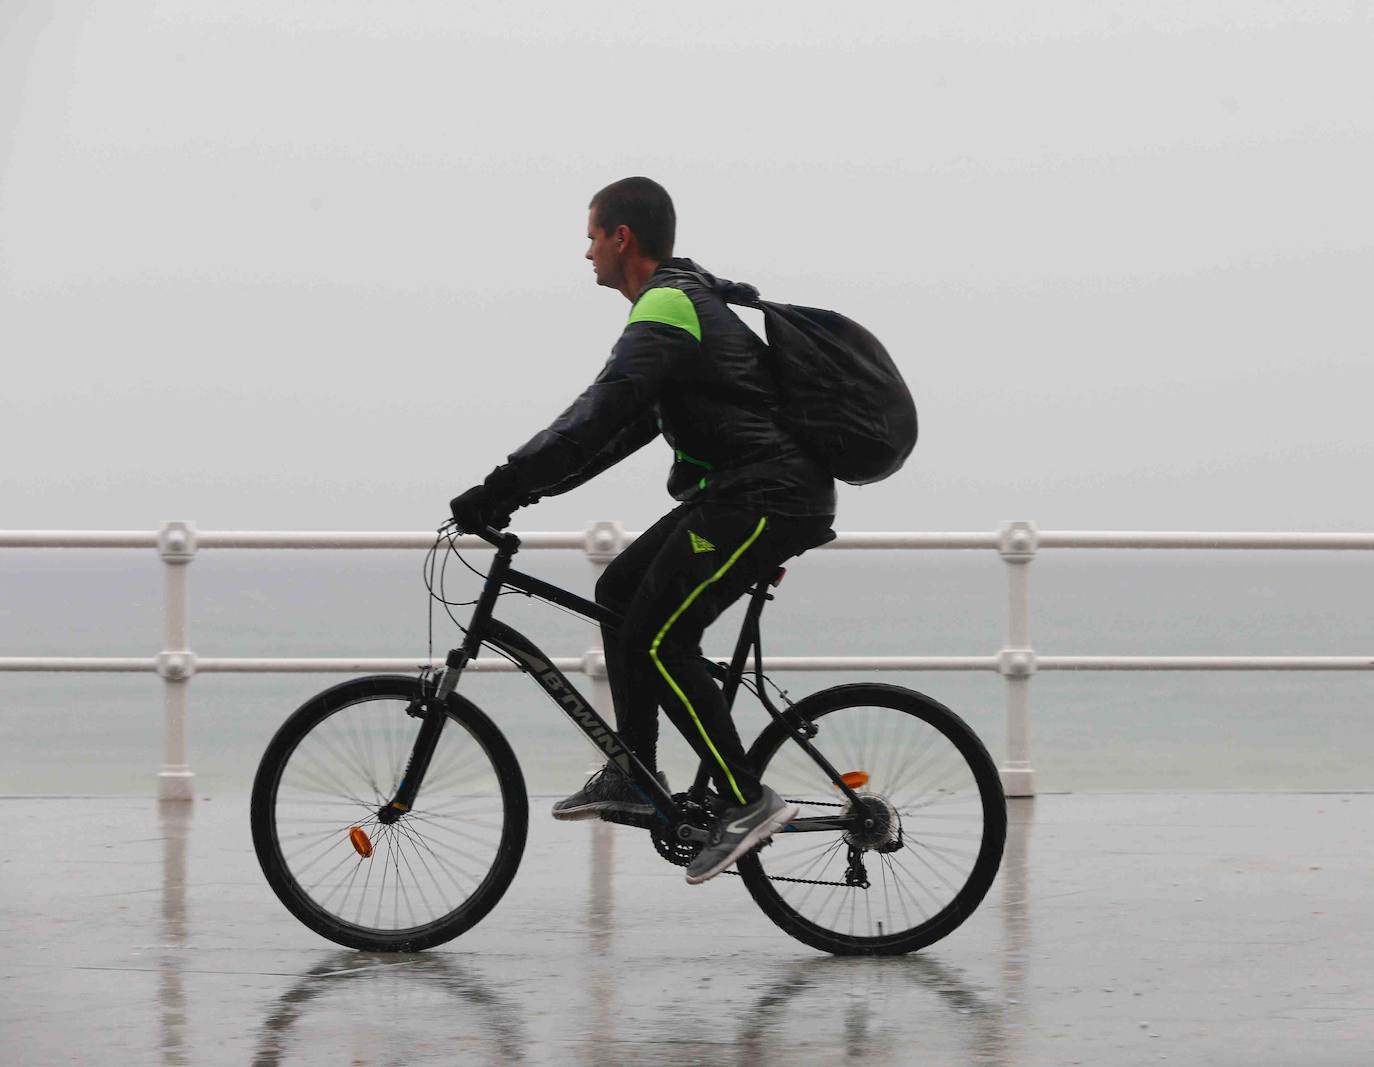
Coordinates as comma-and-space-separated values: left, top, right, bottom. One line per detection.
738, 683, 1005, 956
251, 675, 527, 951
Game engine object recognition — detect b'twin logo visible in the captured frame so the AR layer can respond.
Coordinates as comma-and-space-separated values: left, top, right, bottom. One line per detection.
504, 645, 631, 772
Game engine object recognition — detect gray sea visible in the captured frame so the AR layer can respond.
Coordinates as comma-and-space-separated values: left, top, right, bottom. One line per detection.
1, 545, 1370, 795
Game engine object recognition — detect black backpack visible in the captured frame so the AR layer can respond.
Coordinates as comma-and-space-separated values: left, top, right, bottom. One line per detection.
679, 269, 918, 486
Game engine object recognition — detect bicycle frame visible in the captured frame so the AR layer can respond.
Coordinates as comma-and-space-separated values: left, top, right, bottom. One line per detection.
378, 527, 864, 835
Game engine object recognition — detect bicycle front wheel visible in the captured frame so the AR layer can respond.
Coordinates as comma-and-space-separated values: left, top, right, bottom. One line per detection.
251, 675, 528, 952
738, 683, 1006, 956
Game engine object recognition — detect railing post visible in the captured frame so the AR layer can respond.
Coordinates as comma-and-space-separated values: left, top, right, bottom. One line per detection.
998, 520, 1038, 797
156, 521, 198, 801
583, 521, 628, 927
582, 521, 627, 721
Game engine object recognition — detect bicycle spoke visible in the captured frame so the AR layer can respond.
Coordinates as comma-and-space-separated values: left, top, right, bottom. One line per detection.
280, 750, 378, 809
391, 826, 443, 923
882, 852, 931, 923
397, 821, 480, 898
303, 725, 385, 805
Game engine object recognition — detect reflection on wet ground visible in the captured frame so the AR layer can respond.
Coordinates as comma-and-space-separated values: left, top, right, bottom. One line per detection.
3, 793, 1370, 1065
250, 951, 528, 1066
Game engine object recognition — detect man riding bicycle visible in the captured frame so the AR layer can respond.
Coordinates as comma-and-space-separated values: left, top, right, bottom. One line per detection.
450, 177, 835, 884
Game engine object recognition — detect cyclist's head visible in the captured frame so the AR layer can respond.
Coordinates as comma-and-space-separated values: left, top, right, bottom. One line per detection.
586, 177, 675, 289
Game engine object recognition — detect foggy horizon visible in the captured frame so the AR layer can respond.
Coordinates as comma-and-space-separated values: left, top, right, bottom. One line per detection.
3, 1, 1371, 533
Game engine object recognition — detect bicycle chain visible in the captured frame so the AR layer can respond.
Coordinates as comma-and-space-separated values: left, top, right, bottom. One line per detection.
721, 870, 862, 888
717, 797, 865, 888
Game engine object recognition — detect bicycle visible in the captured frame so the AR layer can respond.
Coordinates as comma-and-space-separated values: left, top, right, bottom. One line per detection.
251, 522, 1007, 956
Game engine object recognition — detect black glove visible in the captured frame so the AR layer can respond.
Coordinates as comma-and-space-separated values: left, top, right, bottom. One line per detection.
449, 484, 518, 533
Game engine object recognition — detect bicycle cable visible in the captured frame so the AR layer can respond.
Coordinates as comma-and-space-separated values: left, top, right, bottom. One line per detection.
424, 519, 588, 676
737, 664, 796, 711
440, 520, 602, 634
421, 520, 523, 674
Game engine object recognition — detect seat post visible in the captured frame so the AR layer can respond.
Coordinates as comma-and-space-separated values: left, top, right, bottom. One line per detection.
720, 580, 773, 710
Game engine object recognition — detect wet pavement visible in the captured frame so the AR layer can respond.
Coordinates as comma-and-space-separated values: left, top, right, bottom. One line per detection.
2, 792, 1370, 1066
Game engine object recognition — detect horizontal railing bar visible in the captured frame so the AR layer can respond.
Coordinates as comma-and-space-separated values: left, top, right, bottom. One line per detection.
193, 657, 582, 672
6, 529, 1371, 552
3, 655, 1370, 673
0, 657, 158, 671
194, 531, 585, 550
1040, 656, 1374, 670
825, 533, 998, 549
0, 531, 155, 548
742, 656, 998, 670
194, 531, 1002, 550
0, 655, 994, 673
1037, 532, 1374, 550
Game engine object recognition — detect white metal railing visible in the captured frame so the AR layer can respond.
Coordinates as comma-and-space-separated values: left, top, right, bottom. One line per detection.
3, 520, 1372, 800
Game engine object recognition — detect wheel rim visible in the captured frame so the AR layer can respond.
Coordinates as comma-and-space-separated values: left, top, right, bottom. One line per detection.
752, 699, 998, 945
268, 695, 510, 937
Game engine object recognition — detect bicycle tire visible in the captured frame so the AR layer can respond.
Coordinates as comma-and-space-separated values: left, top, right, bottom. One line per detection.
737, 683, 1006, 956
251, 674, 528, 952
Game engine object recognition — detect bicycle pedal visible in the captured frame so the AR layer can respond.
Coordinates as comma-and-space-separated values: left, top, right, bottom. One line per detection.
599, 809, 657, 830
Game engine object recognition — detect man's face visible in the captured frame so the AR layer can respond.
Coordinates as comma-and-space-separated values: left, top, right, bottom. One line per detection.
585, 210, 622, 289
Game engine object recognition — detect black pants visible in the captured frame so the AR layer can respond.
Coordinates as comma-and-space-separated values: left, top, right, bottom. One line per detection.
595, 501, 834, 807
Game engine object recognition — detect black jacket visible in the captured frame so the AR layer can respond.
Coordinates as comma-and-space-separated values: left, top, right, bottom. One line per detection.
483, 258, 836, 518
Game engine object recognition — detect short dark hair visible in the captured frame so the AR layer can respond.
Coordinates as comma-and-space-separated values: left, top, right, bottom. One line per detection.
589, 177, 675, 261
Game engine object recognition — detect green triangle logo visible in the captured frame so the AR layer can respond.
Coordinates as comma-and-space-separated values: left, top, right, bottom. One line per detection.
689, 531, 716, 554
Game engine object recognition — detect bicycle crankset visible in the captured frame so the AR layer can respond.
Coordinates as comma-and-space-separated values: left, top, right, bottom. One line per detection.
649, 792, 715, 868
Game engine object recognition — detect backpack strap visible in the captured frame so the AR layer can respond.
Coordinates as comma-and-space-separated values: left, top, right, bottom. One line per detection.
712, 278, 763, 307
659, 266, 763, 310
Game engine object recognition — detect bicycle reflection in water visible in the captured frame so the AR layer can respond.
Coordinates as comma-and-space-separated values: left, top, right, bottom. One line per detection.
250, 952, 527, 1066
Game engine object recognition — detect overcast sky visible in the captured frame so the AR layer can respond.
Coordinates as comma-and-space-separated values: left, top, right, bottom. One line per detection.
2, 1, 1371, 534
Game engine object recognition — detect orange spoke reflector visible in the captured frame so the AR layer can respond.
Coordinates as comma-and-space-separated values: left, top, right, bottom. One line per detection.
349, 827, 374, 859
840, 771, 870, 789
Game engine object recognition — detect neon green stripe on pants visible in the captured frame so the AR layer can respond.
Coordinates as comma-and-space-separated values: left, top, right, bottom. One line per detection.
649, 516, 769, 806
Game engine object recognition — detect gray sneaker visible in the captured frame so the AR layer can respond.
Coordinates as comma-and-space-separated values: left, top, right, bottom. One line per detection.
551, 765, 670, 821
684, 786, 799, 885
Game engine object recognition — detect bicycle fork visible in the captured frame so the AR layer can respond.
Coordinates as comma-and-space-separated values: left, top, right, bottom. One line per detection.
377, 684, 454, 824
378, 536, 516, 825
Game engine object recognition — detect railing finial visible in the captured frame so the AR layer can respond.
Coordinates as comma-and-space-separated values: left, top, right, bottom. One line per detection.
998, 520, 1039, 561
584, 520, 627, 564
157, 520, 198, 562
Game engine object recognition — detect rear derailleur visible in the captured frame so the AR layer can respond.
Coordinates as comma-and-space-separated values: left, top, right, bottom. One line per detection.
843, 846, 870, 889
